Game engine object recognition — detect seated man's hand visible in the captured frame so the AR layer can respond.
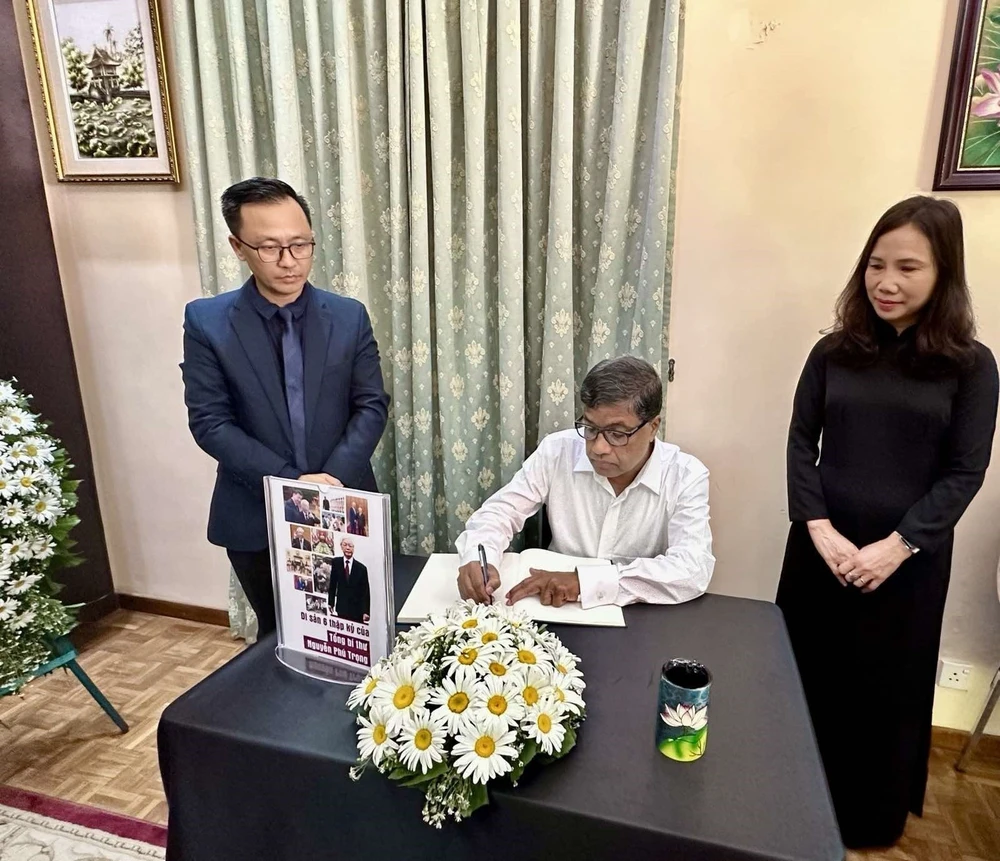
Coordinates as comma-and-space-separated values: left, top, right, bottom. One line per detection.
506, 569, 580, 607
299, 473, 343, 486
457, 561, 501, 604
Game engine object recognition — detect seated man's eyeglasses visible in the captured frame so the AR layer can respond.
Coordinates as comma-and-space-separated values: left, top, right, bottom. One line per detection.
235, 236, 316, 263
574, 418, 648, 447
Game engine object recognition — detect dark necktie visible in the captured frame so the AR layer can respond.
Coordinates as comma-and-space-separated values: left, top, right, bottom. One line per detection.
277, 307, 307, 472
344, 560, 350, 581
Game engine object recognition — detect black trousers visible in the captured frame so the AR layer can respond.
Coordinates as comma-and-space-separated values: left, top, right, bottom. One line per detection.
227, 548, 277, 638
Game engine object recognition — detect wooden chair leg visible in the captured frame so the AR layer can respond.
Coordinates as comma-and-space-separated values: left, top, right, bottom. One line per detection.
65, 658, 129, 734
956, 664, 1000, 772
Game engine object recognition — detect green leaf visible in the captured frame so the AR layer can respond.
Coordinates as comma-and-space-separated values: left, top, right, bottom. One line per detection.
468, 781, 489, 814
398, 759, 449, 787
555, 725, 577, 758
509, 738, 538, 784
657, 726, 708, 762
388, 767, 412, 781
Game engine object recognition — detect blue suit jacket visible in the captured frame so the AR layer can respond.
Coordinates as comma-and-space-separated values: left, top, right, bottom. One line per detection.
182, 280, 390, 551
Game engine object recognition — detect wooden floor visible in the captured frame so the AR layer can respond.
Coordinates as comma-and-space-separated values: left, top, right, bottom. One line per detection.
1, 610, 999, 860
0, 610, 243, 824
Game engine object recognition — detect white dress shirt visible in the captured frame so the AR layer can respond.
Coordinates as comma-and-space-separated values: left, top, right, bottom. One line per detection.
455, 429, 715, 608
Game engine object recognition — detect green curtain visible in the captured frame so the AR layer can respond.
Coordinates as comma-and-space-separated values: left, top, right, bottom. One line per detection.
170, 0, 682, 638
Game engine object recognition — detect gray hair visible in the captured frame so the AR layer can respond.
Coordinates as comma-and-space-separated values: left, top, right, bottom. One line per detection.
580, 357, 662, 422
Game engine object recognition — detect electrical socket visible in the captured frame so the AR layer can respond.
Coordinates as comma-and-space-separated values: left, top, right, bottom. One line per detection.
937, 659, 972, 691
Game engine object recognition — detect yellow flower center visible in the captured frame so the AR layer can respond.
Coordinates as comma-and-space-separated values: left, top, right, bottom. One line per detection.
461, 618, 478, 629
414, 728, 433, 750
24, 445, 37, 457
488, 662, 506, 676
393, 685, 415, 708
34, 501, 47, 513
517, 649, 537, 665
537, 713, 552, 733
19, 477, 32, 488
447, 692, 469, 713
487, 695, 507, 716
523, 685, 539, 705
556, 663, 567, 674
373, 724, 387, 744
481, 632, 498, 643
364, 678, 377, 694
458, 648, 478, 666
474, 736, 496, 758
554, 688, 565, 703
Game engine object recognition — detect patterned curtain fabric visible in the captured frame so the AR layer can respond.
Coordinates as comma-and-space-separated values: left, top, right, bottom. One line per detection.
170, 0, 682, 640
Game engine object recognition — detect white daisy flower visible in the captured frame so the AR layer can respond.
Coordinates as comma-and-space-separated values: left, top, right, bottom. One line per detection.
1, 540, 31, 562
523, 696, 568, 755
347, 662, 388, 711
428, 667, 479, 735
493, 602, 532, 630
0, 596, 20, 622
452, 724, 519, 785
0, 381, 16, 405
372, 657, 431, 734
0, 474, 14, 499
548, 671, 586, 715
13, 469, 41, 495
30, 536, 54, 560
441, 642, 497, 677
471, 674, 525, 733
452, 603, 489, 634
30, 496, 62, 525
482, 649, 521, 681
397, 709, 448, 774
3, 408, 36, 433
1, 500, 25, 526
10, 609, 37, 631
552, 646, 585, 688
22, 438, 55, 464
407, 614, 451, 647
470, 618, 516, 652
5, 574, 42, 595
513, 666, 554, 708
511, 640, 553, 673
0, 560, 11, 584
357, 705, 398, 766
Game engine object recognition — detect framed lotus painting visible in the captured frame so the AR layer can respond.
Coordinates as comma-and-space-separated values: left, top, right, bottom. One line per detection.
935, 0, 1000, 189
25, 0, 179, 182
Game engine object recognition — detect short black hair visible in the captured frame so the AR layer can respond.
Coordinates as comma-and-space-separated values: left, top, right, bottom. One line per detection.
580, 356, 663, 423
220, 177, 312, 234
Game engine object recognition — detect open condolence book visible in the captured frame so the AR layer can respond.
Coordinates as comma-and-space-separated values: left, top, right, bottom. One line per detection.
398, 549, 626, 627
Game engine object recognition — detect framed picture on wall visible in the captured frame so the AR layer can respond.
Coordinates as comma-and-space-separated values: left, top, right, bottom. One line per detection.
935, 0, 1000, 190
25, 0, 179, 182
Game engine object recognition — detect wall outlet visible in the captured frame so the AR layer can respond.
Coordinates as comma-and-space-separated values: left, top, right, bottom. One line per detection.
937, 659, 972, 691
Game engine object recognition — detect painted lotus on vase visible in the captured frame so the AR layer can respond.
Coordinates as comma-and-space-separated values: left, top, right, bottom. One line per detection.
658, 702, 708, 761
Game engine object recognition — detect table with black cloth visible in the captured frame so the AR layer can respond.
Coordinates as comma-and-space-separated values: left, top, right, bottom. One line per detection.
158, 555, 844, 861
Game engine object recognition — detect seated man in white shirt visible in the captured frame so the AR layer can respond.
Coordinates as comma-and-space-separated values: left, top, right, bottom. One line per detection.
455, 356, 714, 608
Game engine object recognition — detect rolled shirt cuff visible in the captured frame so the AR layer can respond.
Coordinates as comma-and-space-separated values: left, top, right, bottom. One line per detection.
458, 545, 503, 571
577, 562, 619, 608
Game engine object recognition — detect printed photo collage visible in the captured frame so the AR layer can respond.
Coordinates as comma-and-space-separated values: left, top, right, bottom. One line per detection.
281, 485, 373, 628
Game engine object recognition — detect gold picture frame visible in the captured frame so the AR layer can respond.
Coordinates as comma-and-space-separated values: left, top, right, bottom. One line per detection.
25, 0, 179, 182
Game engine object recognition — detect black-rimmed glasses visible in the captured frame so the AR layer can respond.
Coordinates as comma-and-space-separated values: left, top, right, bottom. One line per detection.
235, 236, 316, 263
574, 418, 648, 447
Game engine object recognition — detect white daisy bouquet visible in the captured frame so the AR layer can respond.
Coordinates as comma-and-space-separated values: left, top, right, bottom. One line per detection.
348, 599, 586, 827
0, 379, 82, 694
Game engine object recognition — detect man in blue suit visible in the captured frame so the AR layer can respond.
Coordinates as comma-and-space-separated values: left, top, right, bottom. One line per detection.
182, 177, 389, 636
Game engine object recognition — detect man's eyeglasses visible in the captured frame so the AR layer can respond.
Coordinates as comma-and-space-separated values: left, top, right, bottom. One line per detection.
574, 419, 648, 447
235, 236, 316, 263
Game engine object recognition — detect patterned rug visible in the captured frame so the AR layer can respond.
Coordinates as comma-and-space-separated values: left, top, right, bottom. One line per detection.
0, 786, 165, 860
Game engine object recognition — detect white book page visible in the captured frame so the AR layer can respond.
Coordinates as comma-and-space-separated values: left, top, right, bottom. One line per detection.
397, 552, 625, 628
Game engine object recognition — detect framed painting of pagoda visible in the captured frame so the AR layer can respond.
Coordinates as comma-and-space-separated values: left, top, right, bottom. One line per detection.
25, 0, 179, 182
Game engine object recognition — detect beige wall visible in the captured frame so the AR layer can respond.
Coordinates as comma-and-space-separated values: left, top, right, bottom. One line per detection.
12, 0, 1000, 729
13, 2, 228, 609
668, 0, 1000, 732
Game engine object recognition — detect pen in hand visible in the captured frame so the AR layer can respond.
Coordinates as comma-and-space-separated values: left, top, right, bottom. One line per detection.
477, 543, 492, 604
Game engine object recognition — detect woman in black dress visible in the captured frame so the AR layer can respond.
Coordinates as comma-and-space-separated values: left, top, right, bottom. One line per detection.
776, 196, 998, 849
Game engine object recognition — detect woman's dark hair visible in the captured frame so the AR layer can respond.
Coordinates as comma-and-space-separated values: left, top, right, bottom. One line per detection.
828, 195, 976, 372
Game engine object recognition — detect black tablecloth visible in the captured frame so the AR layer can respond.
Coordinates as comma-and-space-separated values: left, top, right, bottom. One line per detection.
158, 555, 844, 861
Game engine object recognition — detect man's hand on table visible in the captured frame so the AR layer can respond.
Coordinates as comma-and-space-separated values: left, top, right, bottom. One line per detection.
506, 569, 580, 607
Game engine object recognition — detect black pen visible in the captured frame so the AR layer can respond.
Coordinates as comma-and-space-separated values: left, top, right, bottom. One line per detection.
477, 543, 491, 604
